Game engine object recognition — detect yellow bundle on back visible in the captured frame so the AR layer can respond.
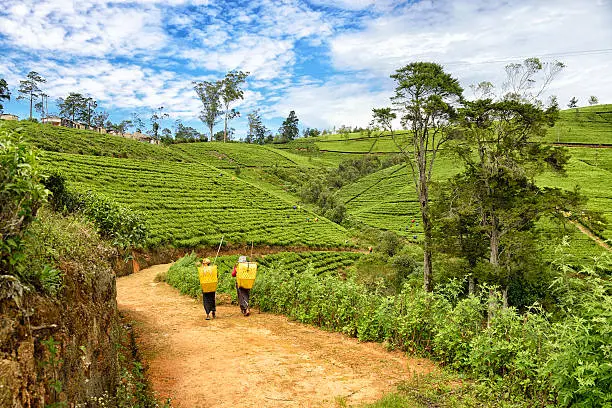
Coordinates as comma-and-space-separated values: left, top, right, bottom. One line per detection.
236, 262, 257, 289
198, 265, 218, 293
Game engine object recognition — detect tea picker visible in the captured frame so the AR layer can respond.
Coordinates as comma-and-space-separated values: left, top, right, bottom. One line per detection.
232, 241, 258, 316
198, 236, 223, 320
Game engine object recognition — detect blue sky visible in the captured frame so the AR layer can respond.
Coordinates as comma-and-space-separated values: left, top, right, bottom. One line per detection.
1, 0, 611, 140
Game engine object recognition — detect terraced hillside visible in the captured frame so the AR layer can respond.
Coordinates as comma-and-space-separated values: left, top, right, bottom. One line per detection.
335, 155, 461, 237
2, 120, 185, 161
3, 104, 609, 256
42, 152, 350, 248
544, 103, 612, 145
170, 142, 308, 168
335, 157, 610, 261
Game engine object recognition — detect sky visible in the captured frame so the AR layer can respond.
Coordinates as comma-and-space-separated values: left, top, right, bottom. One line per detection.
1, 0, 611, 139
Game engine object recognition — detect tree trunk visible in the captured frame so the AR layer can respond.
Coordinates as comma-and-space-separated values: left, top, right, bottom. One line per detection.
209, 124, 214, 142
489, 223, 500, 266
419, 171, 433, 292
468, 275, 475, 295
29, 92, 33, 120
223, 112, 228, 143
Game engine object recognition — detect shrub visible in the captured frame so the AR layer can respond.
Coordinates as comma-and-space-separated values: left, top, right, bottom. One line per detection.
16, 208, 115, 295
0, 128, 50, 273
377, 231, 402, 257
44, 172, 148, 249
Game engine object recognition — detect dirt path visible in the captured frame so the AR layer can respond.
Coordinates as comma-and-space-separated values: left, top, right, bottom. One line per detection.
117, 264, 435, 408
571, 221, 611, 251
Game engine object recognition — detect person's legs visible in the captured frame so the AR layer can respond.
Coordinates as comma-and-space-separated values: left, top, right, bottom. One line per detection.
237, 286, 250, 315
244, 289, 251, 316
203, 292, 215, 319
236, 283, 246, 314
202, 291, 210, 319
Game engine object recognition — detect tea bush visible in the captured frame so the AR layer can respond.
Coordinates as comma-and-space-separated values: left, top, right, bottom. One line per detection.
248, 256, 612, 406
44, 171, 148, 249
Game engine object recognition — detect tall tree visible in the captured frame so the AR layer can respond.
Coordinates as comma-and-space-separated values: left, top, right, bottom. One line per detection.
373, 62, 463, 292
150, 106, 169, 138
34, 93, 50, 119
92, 111, 109, 129
82, 97, 98, 127
57, 93, 87, 123
0, 78, 10, 113
131, 112, 145, 133
438, 59, 572, 305
17, 71, 46, 120
221, 70, 249, 143
588, 95, 599, 106
194, 80, 224, 141
278, 110, 299, 142
246, 109, 268, 144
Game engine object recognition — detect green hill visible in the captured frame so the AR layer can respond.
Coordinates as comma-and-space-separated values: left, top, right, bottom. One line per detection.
330, 106, 612, 259
43, 151, 350, 248
545, 104, 612, 145
1, 120, 185, 161
4, 104, 610, 255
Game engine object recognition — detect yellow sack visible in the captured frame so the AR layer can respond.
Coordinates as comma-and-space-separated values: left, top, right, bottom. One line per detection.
198, 265, 218, 293
236, 262, 257, 289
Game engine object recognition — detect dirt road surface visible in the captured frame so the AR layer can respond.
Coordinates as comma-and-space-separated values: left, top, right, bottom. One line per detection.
117, 264, 436, 408
571, 221, 611, 251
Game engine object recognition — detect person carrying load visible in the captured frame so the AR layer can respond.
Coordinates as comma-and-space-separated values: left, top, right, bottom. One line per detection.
198, 257, 217, 320
232, 255, 257, 316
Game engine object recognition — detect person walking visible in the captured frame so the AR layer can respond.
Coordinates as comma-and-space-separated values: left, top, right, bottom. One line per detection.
200, 258, 216, 320
232, 255, 251, 316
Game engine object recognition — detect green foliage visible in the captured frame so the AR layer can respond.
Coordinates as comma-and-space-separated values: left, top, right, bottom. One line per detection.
164, 252, 201, 298
278, 110, 299, 142
44, 172, 148, 249
16, 208, 115, 295
0, 127, 50, 273
238, 254, 612, 406
44, 152, 349, 248
376, 231, 402, 257
164, 251, 364, 301
40, 265, 62, 296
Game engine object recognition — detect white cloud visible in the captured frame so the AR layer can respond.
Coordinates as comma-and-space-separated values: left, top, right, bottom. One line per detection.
308, 0, 395, 11
0, 0, 169, 57
329, 0, 612, 103
2, 0, 611, 132
269, 77, 391, 129
182, 35, 296, 80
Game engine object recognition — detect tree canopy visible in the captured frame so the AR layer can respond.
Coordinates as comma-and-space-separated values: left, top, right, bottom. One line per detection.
278, 110, 299, 143
0, 78, 10, 113
17, 71, 46, 120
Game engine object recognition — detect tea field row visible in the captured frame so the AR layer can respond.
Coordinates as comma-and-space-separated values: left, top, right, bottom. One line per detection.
42, 152, 351, 248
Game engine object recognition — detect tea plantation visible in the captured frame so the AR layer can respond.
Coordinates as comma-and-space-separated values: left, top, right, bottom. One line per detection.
42, 152, 351, 248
